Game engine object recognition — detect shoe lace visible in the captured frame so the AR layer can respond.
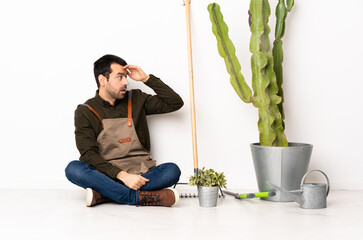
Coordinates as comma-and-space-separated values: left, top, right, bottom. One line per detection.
140, 193, 162, 206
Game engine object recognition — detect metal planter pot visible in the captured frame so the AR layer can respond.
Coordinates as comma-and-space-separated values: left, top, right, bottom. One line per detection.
198, 186, 219, 207
250, 142, 313, 202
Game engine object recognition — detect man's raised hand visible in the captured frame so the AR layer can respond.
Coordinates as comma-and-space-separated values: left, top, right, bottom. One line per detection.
124, 65, 150, 82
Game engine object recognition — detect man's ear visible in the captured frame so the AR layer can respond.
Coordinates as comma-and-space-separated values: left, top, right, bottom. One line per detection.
98, 75, 107, 87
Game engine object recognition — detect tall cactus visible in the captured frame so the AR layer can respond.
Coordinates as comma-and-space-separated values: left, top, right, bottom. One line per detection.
208, 0, 294, 147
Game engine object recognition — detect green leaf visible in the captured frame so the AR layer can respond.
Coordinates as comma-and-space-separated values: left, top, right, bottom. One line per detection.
188, 167, 227, 188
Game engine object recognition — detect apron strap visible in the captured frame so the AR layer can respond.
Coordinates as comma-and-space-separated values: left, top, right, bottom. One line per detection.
78, 91, 132, 128
128, 91, 132, 127
78, 104, 104, 128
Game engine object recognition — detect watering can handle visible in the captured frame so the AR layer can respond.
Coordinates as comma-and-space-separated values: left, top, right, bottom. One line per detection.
301, 170, 330, 196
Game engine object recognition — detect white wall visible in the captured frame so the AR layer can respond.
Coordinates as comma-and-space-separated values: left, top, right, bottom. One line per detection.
1, 0, 362, 189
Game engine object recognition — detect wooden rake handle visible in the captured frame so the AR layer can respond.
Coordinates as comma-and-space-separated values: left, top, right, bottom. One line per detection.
184, 0, 198, 174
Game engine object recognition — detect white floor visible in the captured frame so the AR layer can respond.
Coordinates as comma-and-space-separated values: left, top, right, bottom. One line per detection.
1, 188, 362, 240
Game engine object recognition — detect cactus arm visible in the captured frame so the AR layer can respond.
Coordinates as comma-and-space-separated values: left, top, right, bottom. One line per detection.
272, 39, 285, 124
273, 1, 287, 127
250, 0, 288, 146
281, 0, 294, 37
286, 0, 294, 11
249, 0, 265, 54
275, 0, 286, 39
250, 0, 269, 108
251, 53, 275, 146
208, 3, 252, 103
266, 54, 288, 146
260, 0, 271, 53
273, 0, 294, 131
254, 51, 287, 146
250, 0, 277, 146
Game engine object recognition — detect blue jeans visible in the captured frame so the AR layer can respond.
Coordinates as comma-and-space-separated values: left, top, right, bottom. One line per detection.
65, 160, 181, 205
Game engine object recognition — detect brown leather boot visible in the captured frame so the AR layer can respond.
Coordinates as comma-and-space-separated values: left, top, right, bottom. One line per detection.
139, 188, 179, 207
86, 188, 112, 207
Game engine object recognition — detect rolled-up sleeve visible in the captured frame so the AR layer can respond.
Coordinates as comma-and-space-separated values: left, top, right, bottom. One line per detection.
143, 74, 184, 115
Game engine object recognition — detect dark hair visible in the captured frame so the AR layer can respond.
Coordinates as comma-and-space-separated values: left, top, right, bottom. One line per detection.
93, 54, 128, 88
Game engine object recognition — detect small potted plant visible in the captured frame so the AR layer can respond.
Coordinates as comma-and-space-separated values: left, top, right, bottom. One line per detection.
189, 167, 227, 207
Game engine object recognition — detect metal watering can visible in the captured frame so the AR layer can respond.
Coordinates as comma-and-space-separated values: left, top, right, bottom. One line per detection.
268, 170, 330, 209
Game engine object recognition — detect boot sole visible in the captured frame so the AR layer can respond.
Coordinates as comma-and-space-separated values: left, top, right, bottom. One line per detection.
169, 188, 179, 207
85, 188, 93, 207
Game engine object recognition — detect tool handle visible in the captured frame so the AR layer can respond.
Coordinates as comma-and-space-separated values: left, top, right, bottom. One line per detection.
254, 191, 276, 198
184, 0, 198, 172
222, 190, 239, 198
224, 190, 276, 199
239, 192, 274, 198
239, 193, 255, 199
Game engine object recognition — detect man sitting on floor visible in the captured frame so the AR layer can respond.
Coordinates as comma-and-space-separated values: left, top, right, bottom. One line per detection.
65, 54, 183, 207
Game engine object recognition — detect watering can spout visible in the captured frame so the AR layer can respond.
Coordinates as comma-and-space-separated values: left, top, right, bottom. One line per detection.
267, 182, 304, 206
287, 189, 304, 205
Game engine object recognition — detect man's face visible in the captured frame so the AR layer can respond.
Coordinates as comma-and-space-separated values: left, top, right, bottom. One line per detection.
104, 63, 129, 100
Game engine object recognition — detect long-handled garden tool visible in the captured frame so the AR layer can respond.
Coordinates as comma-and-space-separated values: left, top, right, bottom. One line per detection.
223, 190, 276, 199
174, 0, 224, 198
184, 0, 198, 176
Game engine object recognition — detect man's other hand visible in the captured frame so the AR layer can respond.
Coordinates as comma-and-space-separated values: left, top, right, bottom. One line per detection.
117, 171, 150, 190
124, 65, 150, 82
